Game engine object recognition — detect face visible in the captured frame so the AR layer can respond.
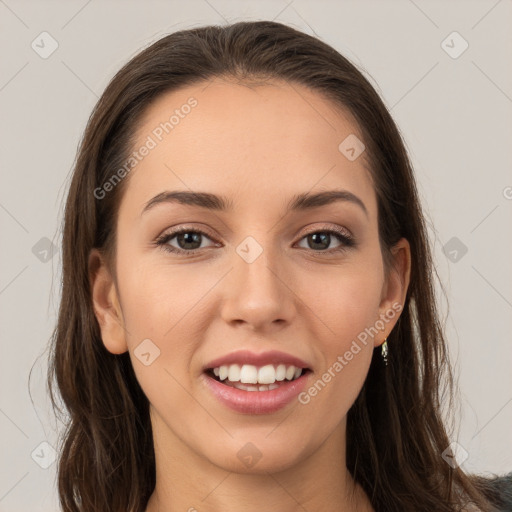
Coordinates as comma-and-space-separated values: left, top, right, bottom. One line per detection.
90, 78, 410, 474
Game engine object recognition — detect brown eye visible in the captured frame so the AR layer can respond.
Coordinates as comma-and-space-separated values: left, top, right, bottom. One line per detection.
155, 226, 355, 257
156, 228, 217, 254
296, 228, 355, 253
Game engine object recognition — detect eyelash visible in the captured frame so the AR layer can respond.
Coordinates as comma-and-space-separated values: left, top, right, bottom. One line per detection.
154, 225, 356, 256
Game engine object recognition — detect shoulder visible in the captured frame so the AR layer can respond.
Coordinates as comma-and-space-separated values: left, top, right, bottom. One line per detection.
471, 471, 512, 511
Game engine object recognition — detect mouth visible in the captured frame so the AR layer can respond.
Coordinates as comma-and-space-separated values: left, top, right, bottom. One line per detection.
204, 364, 312, 392
202, 364, 312, 414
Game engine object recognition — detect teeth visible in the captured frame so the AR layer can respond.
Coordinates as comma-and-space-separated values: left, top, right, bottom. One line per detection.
218, 366, 229, 381
276, 364, 286, 381
228, 364, 241, 382
285, 365, 296, 380
212, 363, 304, 384
222, 381, 282, 392
240, 364, 258, 384
258, 364, 275, 384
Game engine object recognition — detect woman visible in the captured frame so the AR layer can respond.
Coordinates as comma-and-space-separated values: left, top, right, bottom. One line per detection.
47, 20, 511, 511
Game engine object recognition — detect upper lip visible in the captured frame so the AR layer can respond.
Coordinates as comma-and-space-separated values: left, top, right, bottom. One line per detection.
204, 350, 311, 371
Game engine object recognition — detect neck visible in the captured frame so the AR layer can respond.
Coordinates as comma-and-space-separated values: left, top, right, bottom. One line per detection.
145, 410, 373, 512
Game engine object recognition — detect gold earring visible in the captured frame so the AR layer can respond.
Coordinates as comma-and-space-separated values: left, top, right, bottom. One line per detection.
381, 338, 388, 366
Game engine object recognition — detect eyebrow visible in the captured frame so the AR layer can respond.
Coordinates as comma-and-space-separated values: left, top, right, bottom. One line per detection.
142, 189, 368, 217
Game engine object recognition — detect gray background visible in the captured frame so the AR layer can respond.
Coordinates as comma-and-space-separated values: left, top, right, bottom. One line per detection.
1, 1, 511, 510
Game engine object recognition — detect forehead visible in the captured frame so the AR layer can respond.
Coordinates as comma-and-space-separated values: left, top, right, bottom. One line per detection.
122, 78, 376, 219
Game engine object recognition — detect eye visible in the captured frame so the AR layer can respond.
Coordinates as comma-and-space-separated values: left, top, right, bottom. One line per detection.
155, 227, 218, 255
295, 226, 355, 253
155, 225, 356, 256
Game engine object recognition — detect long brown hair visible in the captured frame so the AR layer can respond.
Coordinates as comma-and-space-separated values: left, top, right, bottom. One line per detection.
46, 20, 503, 511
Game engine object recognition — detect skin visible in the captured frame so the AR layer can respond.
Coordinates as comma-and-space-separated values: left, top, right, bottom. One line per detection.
90, 78, 411, 512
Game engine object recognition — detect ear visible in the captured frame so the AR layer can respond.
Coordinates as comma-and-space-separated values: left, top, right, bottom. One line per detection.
88, 248, 128, 354
375, 237, 411, 347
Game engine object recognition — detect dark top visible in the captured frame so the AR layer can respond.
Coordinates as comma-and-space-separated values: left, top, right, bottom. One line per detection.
480, 472, 512, 511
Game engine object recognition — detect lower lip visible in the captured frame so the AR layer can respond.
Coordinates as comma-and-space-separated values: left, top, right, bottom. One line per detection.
202, 371, 310, 414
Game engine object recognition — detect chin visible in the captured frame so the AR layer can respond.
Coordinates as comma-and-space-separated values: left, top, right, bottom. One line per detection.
203, 434, 313, 475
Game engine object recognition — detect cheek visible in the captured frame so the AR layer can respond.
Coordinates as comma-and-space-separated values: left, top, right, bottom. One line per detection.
118, 261, 206, 418
296, 270, 381, 425
295, 258, 383, 406
303, 259, 384, 343
115, 258, 208, 405
117, 257, 206, 341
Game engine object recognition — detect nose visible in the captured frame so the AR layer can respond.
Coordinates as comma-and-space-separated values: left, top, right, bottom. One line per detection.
220, 239, 297, 332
